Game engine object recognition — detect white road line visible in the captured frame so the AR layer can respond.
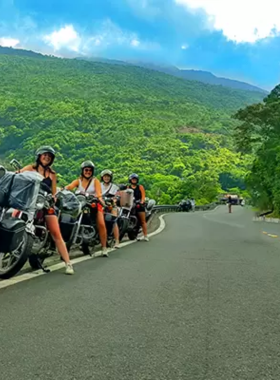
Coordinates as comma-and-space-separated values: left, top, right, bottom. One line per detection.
202, 213, 245, 229
210, 205, 220, 212
0, 214, 167, 290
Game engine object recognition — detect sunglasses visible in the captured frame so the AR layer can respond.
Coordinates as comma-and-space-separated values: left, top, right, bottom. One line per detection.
84, 168, 93, 173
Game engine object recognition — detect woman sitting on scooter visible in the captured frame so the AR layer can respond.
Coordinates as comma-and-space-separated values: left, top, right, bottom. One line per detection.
100, 169, 120, 249
65, 161, 108, 257
16, 146, 74, 275
128, 173, 149, 242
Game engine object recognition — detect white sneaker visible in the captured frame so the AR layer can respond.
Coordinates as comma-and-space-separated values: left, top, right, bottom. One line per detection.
102, 248, 109, 257
144, 236, 149, 242
114, 240, 120, 249
65, 262, 74, 275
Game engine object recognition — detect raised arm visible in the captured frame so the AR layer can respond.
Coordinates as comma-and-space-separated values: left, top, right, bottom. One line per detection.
51, 173, 57, 196
65, 179, 79, 191
19, 165, 34, 173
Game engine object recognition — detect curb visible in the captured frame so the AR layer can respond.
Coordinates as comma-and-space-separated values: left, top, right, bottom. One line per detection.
253, 217, 280, 224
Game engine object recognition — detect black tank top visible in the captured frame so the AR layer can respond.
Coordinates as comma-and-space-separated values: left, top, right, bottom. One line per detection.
129, 184, 142, 201
42, 177, 52, 193
37, 168, 52, 194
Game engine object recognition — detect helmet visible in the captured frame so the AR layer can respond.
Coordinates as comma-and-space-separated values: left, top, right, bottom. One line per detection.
101, 169, 113, 182
81, 160, 95, 177
35, 146, 56, 167
129, 173, 139, 183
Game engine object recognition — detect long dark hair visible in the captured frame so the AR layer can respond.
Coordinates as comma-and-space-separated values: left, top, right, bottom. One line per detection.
32, 161, 55, 174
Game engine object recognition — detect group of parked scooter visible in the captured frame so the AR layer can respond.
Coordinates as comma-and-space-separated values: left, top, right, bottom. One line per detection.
0, 160, 156, 280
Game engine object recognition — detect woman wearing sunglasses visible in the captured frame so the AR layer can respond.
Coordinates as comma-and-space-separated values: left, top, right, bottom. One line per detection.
65, 161, 108, 257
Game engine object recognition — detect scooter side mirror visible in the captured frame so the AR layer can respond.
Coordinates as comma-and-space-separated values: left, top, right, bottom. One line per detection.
147, 199, 156, 210
10, 159, 21, 171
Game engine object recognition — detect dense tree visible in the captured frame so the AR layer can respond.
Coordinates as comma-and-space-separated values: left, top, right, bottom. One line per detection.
0, 52, 263, 204
234, 85, 280, 211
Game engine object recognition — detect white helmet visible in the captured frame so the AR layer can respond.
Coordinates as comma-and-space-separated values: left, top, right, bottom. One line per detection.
101, 169, 113, 182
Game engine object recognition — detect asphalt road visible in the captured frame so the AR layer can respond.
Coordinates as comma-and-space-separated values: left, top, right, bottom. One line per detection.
1, 206, 280, 380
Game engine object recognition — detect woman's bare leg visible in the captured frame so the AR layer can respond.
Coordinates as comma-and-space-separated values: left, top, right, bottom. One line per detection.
45, 216, 74, 273
113, 223, 120, 241
97, 211, 107, 250
138, 212, 148, 239
111, 208, 120, 247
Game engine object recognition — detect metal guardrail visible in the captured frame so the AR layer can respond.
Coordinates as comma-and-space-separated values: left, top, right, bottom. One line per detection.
153, 205, 180, 213
152, 202, 219, 214
6, 202, 219, 218
196, 202, 220, 211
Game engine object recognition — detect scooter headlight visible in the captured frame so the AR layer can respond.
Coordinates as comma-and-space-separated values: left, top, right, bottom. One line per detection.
36, 194, 45, 210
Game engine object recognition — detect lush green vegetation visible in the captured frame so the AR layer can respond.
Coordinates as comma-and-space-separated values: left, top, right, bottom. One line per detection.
0, 51, 264, 204
234, 85, 280, 212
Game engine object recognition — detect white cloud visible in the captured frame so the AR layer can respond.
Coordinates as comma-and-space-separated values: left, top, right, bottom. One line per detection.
175, 0, 280, 43
181, 44, 188, 50
84, 20, 157, 52
43, 25, 81, 52
94, 38, 101, 46
95, 19, 139, 47
40, 20, 158, 56
131, 39, 140, 47
0, 37, 20, 47
125, 0, 162, 18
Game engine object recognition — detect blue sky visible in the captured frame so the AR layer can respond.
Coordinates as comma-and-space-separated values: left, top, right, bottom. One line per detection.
0, 0, 279, 90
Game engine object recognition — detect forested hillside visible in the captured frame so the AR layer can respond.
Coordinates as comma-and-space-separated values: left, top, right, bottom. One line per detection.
78, 57, 267, 94
234, 85, 280, 212
121, 60, 267, 94
0, 51, 264, 204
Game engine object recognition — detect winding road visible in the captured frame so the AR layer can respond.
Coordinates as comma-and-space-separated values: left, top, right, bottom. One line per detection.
1, 206, 280, 380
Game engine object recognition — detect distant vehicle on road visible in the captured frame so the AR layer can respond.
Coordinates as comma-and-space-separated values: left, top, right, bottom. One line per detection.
179, 199, 192, 212
220, 194, 240, 205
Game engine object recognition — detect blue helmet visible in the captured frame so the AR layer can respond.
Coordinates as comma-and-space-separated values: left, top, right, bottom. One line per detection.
129, 173, 139, 183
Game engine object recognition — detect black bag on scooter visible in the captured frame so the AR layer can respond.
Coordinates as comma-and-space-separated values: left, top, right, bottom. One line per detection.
57, 190, 81, 243
59, 213, 77, 243
104, 213, 118, 236
0, 217, 26, 253
0, 172, 15, 208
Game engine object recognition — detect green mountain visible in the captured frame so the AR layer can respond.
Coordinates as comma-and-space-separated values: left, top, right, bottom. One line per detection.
0, 49, 265, 204
77, 57, 267, 94
130, 63, 267, 94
